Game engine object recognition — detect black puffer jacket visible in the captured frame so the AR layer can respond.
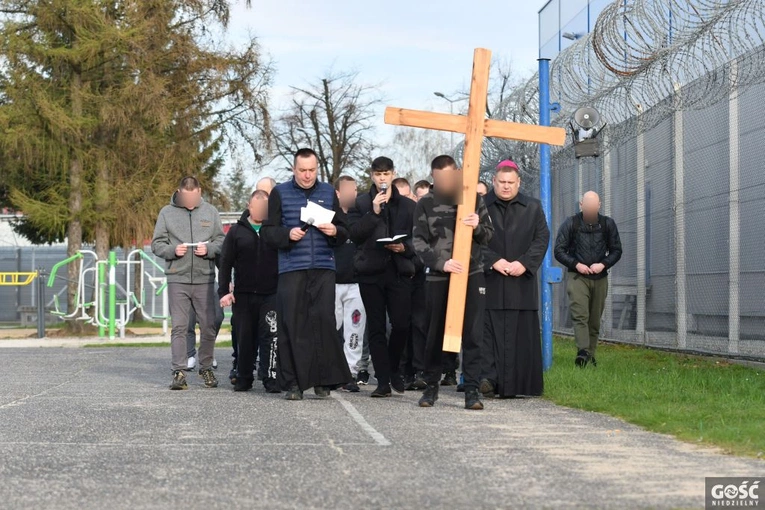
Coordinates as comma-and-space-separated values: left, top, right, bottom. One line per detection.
554, 212, 622, 280
334, 236, 357, 284
348, 184, 417, 281
218, 210, 279, 296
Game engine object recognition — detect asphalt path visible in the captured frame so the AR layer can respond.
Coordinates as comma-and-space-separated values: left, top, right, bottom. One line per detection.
0, 347, 761, 509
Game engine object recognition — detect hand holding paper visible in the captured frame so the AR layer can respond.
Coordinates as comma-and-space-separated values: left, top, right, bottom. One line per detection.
300, 201, 335, 226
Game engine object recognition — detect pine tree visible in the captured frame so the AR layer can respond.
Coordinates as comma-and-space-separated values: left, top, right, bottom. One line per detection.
0, 0, 272, 314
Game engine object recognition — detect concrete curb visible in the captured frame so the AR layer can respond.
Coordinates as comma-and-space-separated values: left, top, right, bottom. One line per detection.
0, 333, 233, 348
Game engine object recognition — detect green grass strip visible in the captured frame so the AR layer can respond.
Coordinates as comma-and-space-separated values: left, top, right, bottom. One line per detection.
544, 336, 765, 458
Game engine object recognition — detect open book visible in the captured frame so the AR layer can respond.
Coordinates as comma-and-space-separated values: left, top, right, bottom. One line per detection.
376, 234, 409, 247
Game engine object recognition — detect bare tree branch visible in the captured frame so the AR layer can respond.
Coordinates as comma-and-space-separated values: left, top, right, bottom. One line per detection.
271, 70, 382, 183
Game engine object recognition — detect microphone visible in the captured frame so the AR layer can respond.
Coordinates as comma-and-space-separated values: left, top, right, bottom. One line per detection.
301, 218, 315, 232
380, 183, 389, 212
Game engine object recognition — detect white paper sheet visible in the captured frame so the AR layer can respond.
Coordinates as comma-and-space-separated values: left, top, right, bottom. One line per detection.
300, 200, 335, 225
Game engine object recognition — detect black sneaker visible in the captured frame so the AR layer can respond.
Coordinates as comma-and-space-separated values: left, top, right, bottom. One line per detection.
575, 349, 590, 368
284, 386, 303, 400
371, 384, 392, 398
441, 371, 457, 386
418, 384, 439, 407
229, 360, 237, 385
356, 370, 370, 385
391, 373, 406, 394
314, 386, 331, 398
234, 378, 253, 392
465, 389, 484, 410
479, 378, 495, 398
456, 383, 465, 393
412, 371, 427, 390
263, 378, 281, 394
403, 374, 416, 390
170, 370, 188, 390
341, 381, 360, 392
590, 356, 598, 367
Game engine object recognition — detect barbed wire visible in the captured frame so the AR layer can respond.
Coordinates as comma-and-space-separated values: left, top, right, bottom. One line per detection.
464, 0, 765, 177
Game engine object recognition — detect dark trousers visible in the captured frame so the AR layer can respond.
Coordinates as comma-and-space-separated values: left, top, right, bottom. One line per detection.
359, 264, 412, 386
232, 292, 278, 383
441, 352, 459, 374
423, 274, 485, 391
401, 271, 426, 376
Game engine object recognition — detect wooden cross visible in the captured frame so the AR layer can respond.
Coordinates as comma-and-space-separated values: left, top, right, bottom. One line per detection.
385, 48, 566, 353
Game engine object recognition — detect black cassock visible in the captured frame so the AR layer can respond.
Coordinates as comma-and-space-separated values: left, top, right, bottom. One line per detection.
481, 191, 550, 397
277, 269, 352, 391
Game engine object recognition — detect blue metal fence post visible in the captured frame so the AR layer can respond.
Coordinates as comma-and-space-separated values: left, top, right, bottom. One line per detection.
538, 58, 557, 372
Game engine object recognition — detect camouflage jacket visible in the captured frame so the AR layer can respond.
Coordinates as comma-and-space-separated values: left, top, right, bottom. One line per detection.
413, 191, 494, 281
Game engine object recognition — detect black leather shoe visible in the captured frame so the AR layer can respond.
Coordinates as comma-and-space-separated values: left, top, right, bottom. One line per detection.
284, 386, 303, 400
234, 378, 253, 392
390, 373, 406, 394
479, 378, 495, 398
341, 381, 360, 392
371, 384, 392, 398
465, 389, 484, 410
313, 386, 331, 398
441, 371, 457, 386
412, 371, 427, 390
263, 378, 281, 393
418, 384, 439, 407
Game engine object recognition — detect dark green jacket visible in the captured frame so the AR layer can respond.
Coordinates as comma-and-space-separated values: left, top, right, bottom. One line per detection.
413, 191, 493, 281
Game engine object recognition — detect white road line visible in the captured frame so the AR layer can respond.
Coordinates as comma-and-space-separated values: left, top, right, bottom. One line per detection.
332, 393, 391, 446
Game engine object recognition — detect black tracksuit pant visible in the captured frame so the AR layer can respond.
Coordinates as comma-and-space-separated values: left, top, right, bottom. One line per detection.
423, 273, 485, 392
359, 264, 412, 386
401, 270, 426, 376
231, 292, 278, 384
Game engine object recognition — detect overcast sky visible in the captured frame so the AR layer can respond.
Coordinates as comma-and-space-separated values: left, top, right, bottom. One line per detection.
225, 0, 544, 174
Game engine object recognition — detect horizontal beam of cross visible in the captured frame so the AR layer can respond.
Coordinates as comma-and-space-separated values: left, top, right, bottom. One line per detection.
384, 108, 567, 146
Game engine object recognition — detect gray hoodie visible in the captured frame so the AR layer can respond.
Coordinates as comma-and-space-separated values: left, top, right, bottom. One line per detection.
151, 192, 225, 284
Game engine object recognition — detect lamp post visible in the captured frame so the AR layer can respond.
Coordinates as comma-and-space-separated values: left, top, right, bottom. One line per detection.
433, 91, 463, 149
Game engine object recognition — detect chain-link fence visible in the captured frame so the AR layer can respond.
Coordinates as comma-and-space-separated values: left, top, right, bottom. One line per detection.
551, 49, 765, 360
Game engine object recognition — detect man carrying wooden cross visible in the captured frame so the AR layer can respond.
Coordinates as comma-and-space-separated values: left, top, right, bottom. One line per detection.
413, 155, 494, 409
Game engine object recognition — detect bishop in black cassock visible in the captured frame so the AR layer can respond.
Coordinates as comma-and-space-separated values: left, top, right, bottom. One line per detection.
480, 160, 549, 398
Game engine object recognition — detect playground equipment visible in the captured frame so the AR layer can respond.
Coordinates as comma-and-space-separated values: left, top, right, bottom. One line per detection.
1, 270, 47, 338
0, 272, 37, 286
47, 249, 169, 339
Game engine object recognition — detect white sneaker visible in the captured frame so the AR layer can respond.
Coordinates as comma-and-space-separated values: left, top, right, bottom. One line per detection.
186, 356, 197, 370
212, 358, 218, 370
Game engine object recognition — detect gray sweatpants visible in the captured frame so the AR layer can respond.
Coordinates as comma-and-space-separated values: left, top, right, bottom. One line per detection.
169, 282, 217, 371
186, 302, 224, 358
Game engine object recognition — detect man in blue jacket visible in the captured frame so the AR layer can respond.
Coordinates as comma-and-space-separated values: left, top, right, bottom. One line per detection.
261, 148, 352, 400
